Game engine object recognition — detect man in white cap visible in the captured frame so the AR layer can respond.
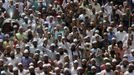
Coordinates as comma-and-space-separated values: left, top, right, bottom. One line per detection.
21, 49, 32, 69
29, 38, 39, 53
7, 63, 13, 75
35, 60, 43, 75
115, 25, 127, 42
54, 67, 63, 75
71, 60, 79, 75
97, 63, 113, 75
13, 67, 19, 75
124, 63, 134, 75
17, 62, 27, 75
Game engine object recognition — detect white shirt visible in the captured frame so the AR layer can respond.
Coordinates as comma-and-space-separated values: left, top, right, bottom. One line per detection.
35, 67, 43, 75
115, 31, 127, 42
86, 28, 96, 38
79, 14, 85, 21
6, 57, 20, 66
104, 3, 113, 21
124, 71, 134, 75
18, 69, 28, 75
127, 54, 134, 62
71, 67, 77, 75
99, 70, 113, 75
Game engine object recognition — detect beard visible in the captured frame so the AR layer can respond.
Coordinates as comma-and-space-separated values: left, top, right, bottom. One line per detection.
106, 69, 111, 72
128, 70, 133, 73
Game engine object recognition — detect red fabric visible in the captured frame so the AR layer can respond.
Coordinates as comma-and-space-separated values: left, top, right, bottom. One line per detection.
56, 0, 63, 5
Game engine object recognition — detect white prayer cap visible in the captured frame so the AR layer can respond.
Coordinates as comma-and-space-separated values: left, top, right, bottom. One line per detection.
58, 46, 62, 49
62, 37, 65, 39
0, 59, 3, 62
107, 26, 112, 31
43, 64, 47, 67
50, 43, 55, 46
106, 62, 111, 66
29, 66, 34, 69
13, 67, 18, 71
123, 54, 128, 58
91, 66, 96, 69
1, 71, 6, 75
94, 34, 99, 37
95, 30, 99, 33
112, 59, 117, 62
128, 63, 133, 67
44, 21, 48, 24
73, 39, 78, 42
131, 24, 134, 27
92, 41, 97, 44
33, 38, 37, 42
64, 54, 69, 58
118, 24, 123, 27
24, 16, 28, 19
91, 58, 96, 61
131, 49, 134, 52
44, 27, 48, 30
47, 63, 51, 67
29, 63, 34, 66
37, 60, 42, 64
55, 67, 60, 71
112, 37, 116, 40
16, 44, 20, 49
82, 59, 87, 62
43, 54, 48, 57
18, 62, 23, 66
24, 49, 29, 53
21, 13, 26, 16
43, 38, 47, 41
84, 42, 90, 46
30, 14, 34, 17
25, 44, 29, 47
74, 60, 78, 64
64, 68, 70, 72
103, 57, 109, 61
57, 15, 61, 18
71, 43, 76, 46
64, 26, 68, 29
13, 25, 17, 28
77, 67, 82, 70
8, 63, 13, 66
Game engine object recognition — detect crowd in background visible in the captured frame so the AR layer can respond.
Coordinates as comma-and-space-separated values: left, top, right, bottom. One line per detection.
0, 0, 133, 75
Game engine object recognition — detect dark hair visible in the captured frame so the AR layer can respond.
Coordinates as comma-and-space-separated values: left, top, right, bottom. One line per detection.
117, 41, 123, 45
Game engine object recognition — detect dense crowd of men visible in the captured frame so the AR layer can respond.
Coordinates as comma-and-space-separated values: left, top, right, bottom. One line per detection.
0, 0, 133, 75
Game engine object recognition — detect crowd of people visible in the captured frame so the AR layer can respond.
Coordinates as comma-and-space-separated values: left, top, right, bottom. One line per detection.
0, 0, 133, 75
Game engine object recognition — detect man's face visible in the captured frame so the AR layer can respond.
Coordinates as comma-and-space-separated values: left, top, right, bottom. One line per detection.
128, 65, 134, 73
18, 65, 23, 70
106, 65, 111, 72
10, 1, 14, 5
29, 68, 35, 73
119, 27, 123, 32
13, 70, 18, 75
